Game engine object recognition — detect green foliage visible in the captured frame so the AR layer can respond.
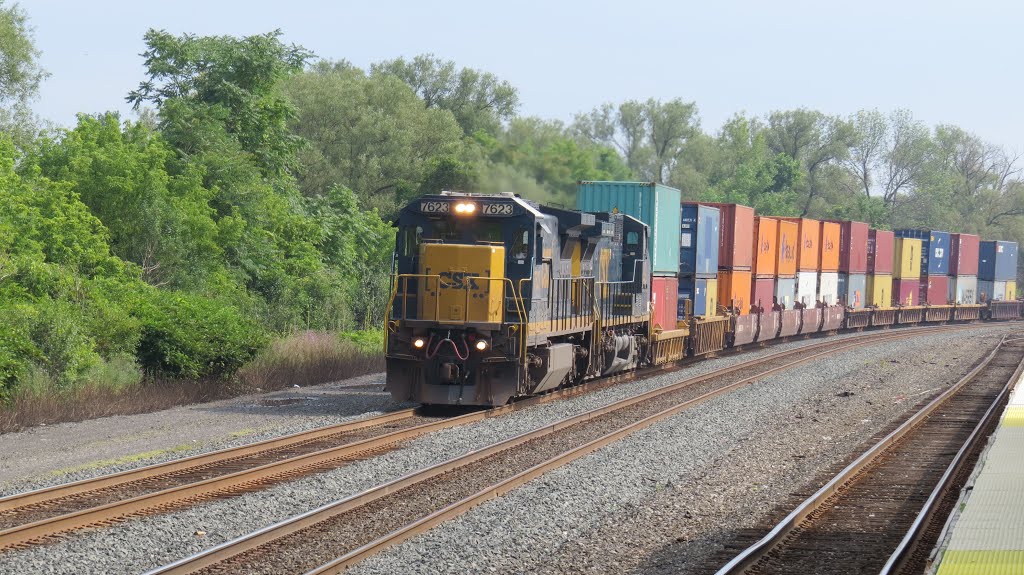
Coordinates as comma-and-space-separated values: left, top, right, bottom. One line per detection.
0, 0, 46, 144
337, 329, 385, 353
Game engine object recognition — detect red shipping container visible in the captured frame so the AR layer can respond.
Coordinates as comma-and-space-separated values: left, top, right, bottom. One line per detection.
919, 275, 949, 305
751, 277, 775, 313
651, 276, 679, 331
752, 217, 778, 278
836, 220, 869, 273
776, 219, 798, 276
867, 229, 894, 274
893, 278, 919, 306
949, 233, 980, 276
702, 203, 754, 270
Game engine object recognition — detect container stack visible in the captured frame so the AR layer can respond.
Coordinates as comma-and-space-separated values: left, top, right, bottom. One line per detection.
892, 237, 923, 305
948, 233, 980, 304
678, 203, 720, 318
836, 221, 869, 308
577, 181, 684, 325
781, 218, 820, 307
979, 240, 1019, 301
750, 216, 778, 312
866, 229, 894, 307
704, 203, 755, 315
818, 221, 841, 306
895, 230, 950, 305
775, 218, 798, 308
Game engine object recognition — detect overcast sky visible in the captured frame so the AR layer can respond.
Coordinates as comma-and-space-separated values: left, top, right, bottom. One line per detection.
19, 0, 1024, 150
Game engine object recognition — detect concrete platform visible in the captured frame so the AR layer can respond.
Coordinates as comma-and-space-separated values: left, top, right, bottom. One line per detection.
935, 381, 1024, 574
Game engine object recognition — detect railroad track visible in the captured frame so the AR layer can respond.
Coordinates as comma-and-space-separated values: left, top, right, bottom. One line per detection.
713, 335, 1024, 575
140, 325, 977, 575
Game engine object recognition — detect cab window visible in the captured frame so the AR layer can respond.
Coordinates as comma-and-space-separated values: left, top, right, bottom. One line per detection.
400, 226, 422, 257
511, 227, 529, 259
626, 231, 639, 246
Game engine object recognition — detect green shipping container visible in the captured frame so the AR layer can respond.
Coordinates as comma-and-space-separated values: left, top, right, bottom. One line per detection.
577, 181, 681, 275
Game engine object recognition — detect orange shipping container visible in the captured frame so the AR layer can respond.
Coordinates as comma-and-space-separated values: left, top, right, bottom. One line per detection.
819, 221, 841, 272
777, 219, 798, 277
718, 270, 753, 315
781, 218, 820, 271
752, 217, 778, 278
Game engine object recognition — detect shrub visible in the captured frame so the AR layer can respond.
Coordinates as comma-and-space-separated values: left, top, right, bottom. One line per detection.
237, 330, 383, 391
136, 290, 268, 379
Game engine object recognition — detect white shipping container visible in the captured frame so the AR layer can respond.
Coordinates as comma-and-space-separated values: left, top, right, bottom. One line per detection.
978, 280, 1006, 302
818, 272, 839, 306
948, 275, 978, 304
796, 271, 817, 307
775, 277, 796, 309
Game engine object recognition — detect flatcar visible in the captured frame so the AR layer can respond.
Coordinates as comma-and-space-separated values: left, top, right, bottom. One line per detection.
384, 189, 1022, 407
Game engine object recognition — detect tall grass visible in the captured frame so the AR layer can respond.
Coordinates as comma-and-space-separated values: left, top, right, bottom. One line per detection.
0, 331, 384, 433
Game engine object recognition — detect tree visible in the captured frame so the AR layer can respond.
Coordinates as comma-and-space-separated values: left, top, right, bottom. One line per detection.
0, 1, 46, 144
765, 109, 855, 216
372, 54, 519, 136
573, 98, 698, 183
844, 109, 931, 209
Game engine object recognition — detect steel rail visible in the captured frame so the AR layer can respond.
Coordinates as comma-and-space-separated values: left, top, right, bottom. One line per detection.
145, 327, 963, 575
713, 334, 1023, 575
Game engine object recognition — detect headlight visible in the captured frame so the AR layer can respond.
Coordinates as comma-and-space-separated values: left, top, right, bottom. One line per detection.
454, 202, 476, 214
475, 339, 488, 351
413, 337, 426, 349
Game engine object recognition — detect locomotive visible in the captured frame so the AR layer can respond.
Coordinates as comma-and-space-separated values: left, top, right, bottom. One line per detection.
384, 189, 1021, 407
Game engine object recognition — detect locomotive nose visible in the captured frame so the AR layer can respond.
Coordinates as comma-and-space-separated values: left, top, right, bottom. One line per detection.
418, 243, 507, 324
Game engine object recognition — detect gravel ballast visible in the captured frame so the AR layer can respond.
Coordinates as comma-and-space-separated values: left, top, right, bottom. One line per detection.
0, 325, 1014, 574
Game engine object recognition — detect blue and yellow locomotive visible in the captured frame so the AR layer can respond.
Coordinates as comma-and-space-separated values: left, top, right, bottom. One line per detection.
385, 191, 659, 405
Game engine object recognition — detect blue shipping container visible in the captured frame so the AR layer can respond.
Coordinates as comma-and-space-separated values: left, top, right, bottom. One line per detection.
679, 204, 720, 277
979, 240, 1019, 281
678, 276, 715, 318
577, 181, 681, 275
895, 229, 951, 275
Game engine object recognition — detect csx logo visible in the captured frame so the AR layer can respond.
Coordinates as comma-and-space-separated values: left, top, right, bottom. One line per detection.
439, 271, 481, 290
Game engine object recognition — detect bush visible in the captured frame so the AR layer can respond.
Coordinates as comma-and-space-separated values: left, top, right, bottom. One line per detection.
136, 291, 268, 379
338, 329, 385, 353
237, 330, 383, 391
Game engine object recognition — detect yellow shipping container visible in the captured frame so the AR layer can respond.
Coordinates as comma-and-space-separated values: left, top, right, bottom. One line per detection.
866, 274, 893, 308
1007, 280, 1017, 300
893, 237, 922, 279
703, 279, 719, 317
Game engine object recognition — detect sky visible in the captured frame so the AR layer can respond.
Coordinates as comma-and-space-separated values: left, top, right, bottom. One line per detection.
17, 0, 1024, 150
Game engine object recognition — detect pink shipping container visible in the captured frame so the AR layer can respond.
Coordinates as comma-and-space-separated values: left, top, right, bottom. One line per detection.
837, 221, 870, 273
950, 233, 980, 276
751, 277, 775, 313
893, 278, 920, 306
867, 229, 894, 274
703, 203, 755, 270
651, 276, 679, 331
919, 275, 949, 305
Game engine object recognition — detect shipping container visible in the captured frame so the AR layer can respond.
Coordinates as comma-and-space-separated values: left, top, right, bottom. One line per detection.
818, 272, 839, 306
819, 221, 841, 272
893, 237, 922, 279
919, 274, 949, 305
948, 275, 978, 304
979, 240, 1019, 281
895, 229, 951, 275
718, 270, 752, 315
774, 276, 796, 309
577, 181, 681, 275
893, 278, 920, 306
777, 219, 798, 277
752, 216, 778, 278
867, 229, 894, 274
679, 204, 720, 277
795, 271, 817, 307
978, 280, 1007, 302
838, 273, 867, 309
751, 277, 775, 312
1007, 280, 1017, 300
867, 274, 892, 308
678, 277, 718, 318
837, 221, 870, 273
949, 233, 980, 276
781, 218, 820, 271
701, 202, 755, 270
651, 276, 679, 331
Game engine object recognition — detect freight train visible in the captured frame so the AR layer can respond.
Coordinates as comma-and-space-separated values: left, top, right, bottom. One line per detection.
384, 183, 1022, 407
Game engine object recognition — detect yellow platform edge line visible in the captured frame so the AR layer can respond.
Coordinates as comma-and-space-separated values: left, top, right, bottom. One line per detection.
937, 550, 1024, 575
1002, 406, 1024, 427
